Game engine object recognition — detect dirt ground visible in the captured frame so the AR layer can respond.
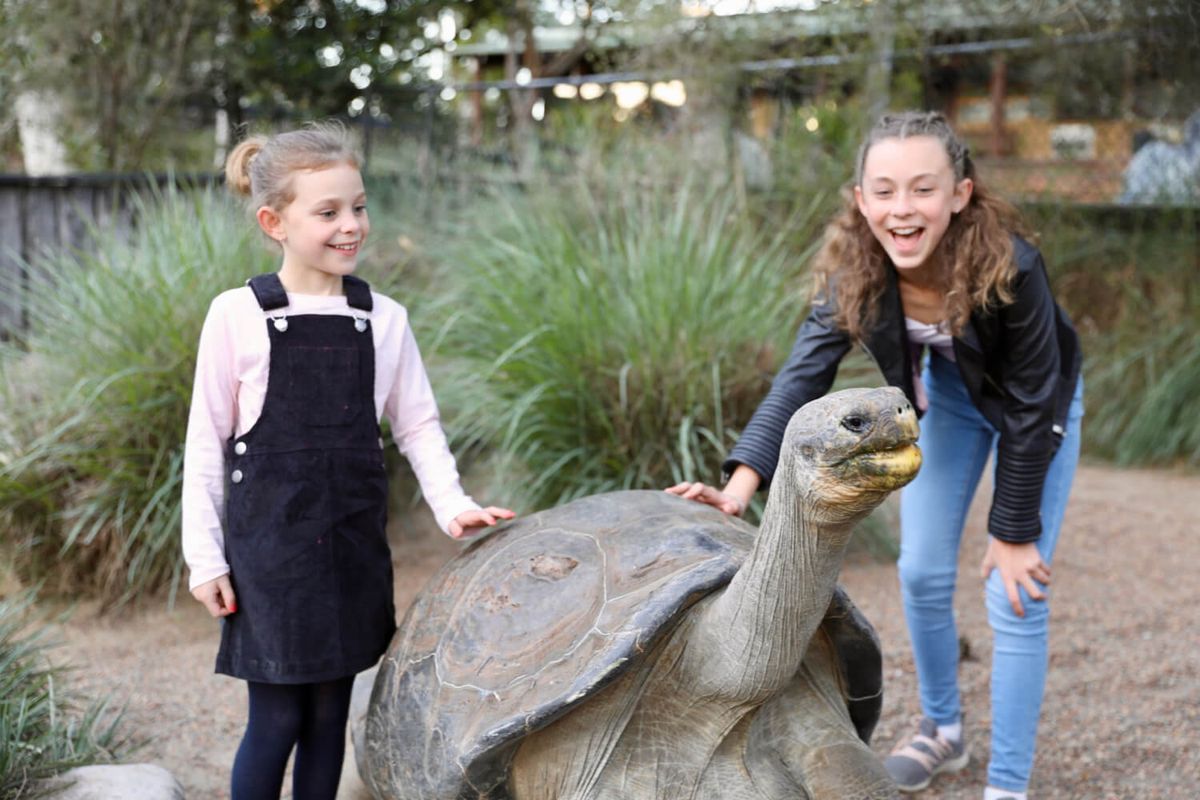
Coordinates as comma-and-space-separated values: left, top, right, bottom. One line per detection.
49, 462, 1199, 799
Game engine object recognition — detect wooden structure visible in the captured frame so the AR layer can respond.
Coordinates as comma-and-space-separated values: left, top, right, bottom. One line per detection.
0, 173, 219, 336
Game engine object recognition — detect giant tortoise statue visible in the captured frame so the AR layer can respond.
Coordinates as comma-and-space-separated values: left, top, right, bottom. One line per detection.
359, 386, 920, 799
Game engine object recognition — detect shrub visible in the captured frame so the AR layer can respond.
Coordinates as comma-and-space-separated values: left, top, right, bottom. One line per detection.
0, 185, 275, 604
1034, 205, 1200, 467
0, 592, 132, 798
413, 176, 831, 513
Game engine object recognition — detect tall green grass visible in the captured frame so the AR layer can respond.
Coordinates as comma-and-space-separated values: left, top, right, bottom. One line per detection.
0, 592, 132, 797
414, 177, 831, 512
0, 186, 276, 604
1033, 205, 1200, 467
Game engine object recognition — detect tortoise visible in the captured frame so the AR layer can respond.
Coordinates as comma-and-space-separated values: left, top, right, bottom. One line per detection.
359, 386, 921, 799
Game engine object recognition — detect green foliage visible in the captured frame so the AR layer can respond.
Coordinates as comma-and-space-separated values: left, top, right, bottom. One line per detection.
413, 176, 827, 513
0, 592, 132, 797
0, 186, 275, 605
1032, 205, 1200, 467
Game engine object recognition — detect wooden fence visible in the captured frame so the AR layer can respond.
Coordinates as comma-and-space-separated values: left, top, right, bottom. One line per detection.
0, 172, 220, 337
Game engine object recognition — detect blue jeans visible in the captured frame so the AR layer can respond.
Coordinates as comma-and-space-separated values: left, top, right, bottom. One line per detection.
897, 352, 1083, 792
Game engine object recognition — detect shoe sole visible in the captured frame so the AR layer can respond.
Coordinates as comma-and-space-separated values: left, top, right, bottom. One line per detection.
894, 750, 970, 793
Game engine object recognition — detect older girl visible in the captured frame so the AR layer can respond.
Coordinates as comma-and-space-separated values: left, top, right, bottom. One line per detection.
670, 111, 1082, 800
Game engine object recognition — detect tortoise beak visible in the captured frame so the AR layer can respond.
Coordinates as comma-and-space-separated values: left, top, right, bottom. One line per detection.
855, 443, 923, 490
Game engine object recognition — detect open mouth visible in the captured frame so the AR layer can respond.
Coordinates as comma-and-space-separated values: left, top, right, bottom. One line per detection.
889, 226, 925, 255
329, 242, 360, 254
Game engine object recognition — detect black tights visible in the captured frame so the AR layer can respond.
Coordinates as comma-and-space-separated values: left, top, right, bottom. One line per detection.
231, 677, 355, 800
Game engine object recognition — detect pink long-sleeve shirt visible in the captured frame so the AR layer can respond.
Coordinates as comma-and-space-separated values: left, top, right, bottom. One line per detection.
181, 285, 478, 591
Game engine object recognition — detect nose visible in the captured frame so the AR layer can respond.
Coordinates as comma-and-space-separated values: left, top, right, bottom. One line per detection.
340, 213, 360, 233
893, 191, 915, 216
894, 400, 919, 440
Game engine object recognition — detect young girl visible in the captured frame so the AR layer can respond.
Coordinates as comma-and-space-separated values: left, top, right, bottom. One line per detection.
669, 111, 1082, 800
181, 124, 514, 800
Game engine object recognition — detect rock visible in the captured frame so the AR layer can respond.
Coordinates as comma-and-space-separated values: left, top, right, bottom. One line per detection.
41, 764, 183, 800
350, 664, 379, 784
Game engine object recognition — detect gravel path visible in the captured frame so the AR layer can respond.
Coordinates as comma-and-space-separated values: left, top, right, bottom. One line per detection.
50, 463, 1200, 799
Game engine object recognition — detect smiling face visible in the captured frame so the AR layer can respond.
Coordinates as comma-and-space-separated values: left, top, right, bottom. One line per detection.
854, 135, 973, 274
257, 162, 369, 294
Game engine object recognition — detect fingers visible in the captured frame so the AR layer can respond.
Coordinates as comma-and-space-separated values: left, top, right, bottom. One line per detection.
1020, 573, 1046, 604
665, 482, 724, 506
666, 482, 711, 501
484, 506, 516, 520
191, 576, 236, 618
201, 593, 223, 617
450, 507, 517, 540
979, 554, 994, 580
1006, 577, 1025, 618
217, 576, 237, 616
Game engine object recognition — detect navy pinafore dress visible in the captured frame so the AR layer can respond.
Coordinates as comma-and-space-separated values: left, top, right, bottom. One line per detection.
215, 273, 397, 684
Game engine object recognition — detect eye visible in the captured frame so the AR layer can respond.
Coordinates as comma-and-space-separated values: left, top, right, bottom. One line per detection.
874, 189, 892, 198
319, 209, 336, 218
354, 204, 368, 214
841, 415, 869, 433
915, 186, 934, 195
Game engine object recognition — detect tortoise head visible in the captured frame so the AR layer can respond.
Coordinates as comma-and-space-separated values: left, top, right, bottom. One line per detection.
775, 386, 921, 525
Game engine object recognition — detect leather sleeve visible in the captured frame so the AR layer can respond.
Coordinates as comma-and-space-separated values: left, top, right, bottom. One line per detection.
987, 246, 1061, 543
723, 298, 852, 487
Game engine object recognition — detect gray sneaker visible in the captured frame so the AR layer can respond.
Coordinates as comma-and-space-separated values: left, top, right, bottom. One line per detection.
884, 717, 969, 792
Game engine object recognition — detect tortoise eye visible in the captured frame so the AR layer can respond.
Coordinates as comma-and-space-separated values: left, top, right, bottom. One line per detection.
841, 415, 869, 433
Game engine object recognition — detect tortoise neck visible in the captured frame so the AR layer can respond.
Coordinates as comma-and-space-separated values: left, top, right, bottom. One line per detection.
688, 484, 856, 702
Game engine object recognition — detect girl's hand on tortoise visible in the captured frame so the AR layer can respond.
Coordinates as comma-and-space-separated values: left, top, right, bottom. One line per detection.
449, 506, 517, 539
665, 482, 746, 517
979, 536, 1051, 618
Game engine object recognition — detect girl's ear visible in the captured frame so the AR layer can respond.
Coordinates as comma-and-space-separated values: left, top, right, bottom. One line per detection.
853, 185, 868, 217
256, 206, 286, 242
952, 177, 974, 213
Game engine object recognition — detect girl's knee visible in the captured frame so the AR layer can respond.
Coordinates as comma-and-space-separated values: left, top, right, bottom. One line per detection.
984, 574, 1050, 634
897, 559, 957, 605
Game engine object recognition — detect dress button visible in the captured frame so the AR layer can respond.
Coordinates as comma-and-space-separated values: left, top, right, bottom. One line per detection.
234, 441, 247, 455
273, 317, 289, 332
231, 469, 244, 484
354, 317, 368, 332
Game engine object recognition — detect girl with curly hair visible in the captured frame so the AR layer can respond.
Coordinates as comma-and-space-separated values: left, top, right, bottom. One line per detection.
670, 110, 1083, 800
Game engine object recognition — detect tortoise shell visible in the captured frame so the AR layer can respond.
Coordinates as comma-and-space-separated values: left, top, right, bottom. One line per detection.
362, 489, 881, 798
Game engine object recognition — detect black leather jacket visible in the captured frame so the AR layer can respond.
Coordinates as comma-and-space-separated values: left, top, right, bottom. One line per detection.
725, 236, 1081, 543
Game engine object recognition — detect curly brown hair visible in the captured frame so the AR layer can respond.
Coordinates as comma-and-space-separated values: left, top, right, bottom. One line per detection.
812, 111, 1027, 340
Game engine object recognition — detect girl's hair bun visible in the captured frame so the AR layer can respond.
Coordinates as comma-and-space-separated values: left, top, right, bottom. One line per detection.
224, 137, 267, 198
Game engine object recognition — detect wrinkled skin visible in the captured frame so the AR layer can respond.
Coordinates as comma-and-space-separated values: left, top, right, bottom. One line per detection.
364, 387, 920, 799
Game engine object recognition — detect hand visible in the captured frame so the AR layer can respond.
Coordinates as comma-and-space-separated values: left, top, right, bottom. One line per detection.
979, 536, 1051, 617
449, 506, 516, 539
191, 574, 237, 618
665, 482, 747, 517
